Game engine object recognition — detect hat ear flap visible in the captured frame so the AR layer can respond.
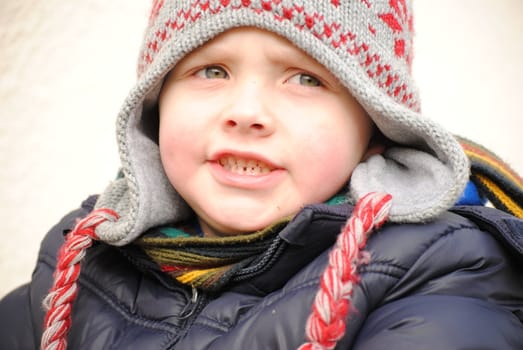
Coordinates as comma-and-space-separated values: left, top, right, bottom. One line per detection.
351, 147, 464, 222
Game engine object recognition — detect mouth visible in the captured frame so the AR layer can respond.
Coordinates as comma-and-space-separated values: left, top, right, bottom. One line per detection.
218, 155, 273, 176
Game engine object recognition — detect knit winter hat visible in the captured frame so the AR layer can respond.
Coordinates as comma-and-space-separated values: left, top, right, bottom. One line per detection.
91, 0, 469, 246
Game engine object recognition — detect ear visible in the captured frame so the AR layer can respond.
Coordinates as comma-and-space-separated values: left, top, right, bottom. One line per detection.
362, 127, 387, 161
362, 142, 385, 161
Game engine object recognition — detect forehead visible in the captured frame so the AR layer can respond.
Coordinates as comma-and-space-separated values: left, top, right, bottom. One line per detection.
183, 27, 316, 62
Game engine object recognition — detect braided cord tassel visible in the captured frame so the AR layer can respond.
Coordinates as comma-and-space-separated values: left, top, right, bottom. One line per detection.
41, 208, 119, 350
299, 192, 392, 350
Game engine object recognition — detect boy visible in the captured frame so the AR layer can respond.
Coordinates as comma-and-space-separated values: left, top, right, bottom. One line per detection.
1, 1, 522, 349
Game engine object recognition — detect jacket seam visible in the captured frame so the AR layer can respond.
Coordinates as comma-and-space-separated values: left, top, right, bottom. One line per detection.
78, 273, 180, 335
453, 206, 523, 254
359, 264, 407, 280
380, 222, 480, 303
38, 252, 56, 269
193, 278, 322, 333
418, 223, 477, 253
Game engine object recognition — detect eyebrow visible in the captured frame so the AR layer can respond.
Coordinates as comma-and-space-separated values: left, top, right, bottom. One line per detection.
177, 33, 337, 83
197, 35, 313, 64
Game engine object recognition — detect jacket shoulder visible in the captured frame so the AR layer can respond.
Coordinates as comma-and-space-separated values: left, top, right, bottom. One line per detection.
10, 195, 186, 349
38, 195, 98, 267
362, 207, 523, 303
342, 206, 523, 349
451, 205, 523, 259
0, 195, 98, 349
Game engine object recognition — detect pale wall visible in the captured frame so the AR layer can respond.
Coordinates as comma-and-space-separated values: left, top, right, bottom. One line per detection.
1, 1, 522, 298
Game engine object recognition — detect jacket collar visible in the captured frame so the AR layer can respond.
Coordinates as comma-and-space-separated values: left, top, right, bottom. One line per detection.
228, 203, 351, 296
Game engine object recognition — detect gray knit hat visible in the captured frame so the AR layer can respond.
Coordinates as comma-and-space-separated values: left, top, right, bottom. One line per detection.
94, 0, 470, 246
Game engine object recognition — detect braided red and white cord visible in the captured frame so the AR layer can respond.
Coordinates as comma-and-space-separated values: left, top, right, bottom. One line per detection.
299, 192, 392, 350
41, 208, 118, 350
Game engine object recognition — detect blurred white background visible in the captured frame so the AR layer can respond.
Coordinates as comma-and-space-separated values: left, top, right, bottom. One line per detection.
1, 0, 522, 298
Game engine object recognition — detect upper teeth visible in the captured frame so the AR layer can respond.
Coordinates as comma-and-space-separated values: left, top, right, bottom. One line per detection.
218, 156, 271, 175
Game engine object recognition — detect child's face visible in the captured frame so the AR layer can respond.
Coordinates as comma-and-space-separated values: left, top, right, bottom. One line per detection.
159, 28, 373, 237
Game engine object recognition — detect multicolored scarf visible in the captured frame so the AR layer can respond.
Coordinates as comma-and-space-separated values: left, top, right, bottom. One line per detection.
134, 217, 291, 291
458, 136, 523, 218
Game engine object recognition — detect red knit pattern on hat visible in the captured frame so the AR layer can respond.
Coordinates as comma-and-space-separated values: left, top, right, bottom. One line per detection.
40, 209, 119, 350
138, 0, 419, 111
299, 192, 392, 350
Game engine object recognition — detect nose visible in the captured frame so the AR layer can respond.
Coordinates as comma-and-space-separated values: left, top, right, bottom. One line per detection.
221, 80, 275, 137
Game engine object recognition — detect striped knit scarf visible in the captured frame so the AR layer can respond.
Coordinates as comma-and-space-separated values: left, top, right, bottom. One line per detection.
458, 136, 523, 218
134, 217, 291, 291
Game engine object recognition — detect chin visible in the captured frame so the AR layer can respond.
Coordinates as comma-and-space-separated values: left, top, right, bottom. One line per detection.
202, 216, 275, 237
199, 202, 301, 237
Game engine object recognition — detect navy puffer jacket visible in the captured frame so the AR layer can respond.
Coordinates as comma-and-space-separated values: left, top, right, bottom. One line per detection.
1, 195, 523, 349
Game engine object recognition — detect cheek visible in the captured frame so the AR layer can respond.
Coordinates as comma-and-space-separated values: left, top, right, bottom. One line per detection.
296, 119, 369, 187
159, 98, 203, 157
305, 138, 359, 181
158, 118, 195, 180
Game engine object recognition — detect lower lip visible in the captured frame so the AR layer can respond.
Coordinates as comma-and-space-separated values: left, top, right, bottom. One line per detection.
208, 161, 286, 189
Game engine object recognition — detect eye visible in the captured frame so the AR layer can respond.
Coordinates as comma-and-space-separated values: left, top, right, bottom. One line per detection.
195, 66, 229, 79
287, 73, 322, 87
